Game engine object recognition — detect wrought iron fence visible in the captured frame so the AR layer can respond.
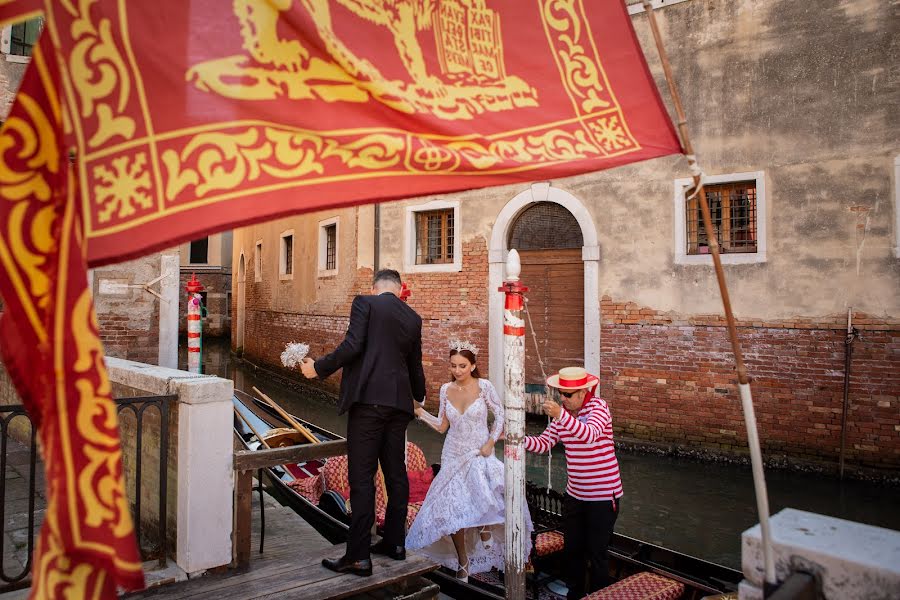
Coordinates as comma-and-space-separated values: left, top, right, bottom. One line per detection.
0, 394, 173, 593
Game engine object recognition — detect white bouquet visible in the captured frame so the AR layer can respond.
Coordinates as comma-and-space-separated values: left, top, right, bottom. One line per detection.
280, 342, 310, 368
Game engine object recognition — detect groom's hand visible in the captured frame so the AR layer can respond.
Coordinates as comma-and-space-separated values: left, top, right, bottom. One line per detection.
300, 358, 318, 379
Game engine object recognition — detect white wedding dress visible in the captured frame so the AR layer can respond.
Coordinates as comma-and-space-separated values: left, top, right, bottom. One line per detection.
407, 378, 533, 574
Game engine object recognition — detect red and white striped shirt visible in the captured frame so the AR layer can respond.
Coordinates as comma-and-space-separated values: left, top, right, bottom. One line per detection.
524, 394, 623, 501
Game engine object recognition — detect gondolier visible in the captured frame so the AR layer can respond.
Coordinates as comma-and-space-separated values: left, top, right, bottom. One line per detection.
524, 367, 623, 599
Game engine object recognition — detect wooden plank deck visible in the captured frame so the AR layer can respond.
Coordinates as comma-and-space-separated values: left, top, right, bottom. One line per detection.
124, 489, 439, 600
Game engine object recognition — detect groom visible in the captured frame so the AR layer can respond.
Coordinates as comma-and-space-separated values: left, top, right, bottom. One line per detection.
300, 269, 426, 576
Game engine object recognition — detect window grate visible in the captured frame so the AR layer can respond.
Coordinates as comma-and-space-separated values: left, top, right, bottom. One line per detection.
282, 235, 293, 275
415, 209, 454, 264
686, 182, 758, 254
508, 202, 583, 250
325, 225, 337, 270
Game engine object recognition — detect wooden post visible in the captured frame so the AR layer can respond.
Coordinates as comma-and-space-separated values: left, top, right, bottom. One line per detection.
235, 469, 253, 567
500, 249, 528, 599
640, 0, 775, 585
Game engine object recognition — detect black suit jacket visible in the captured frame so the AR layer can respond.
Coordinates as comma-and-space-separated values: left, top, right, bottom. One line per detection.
314, 293, 426, 415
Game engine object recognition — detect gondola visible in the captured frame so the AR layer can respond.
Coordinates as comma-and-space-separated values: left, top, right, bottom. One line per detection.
233, 390, 742, 600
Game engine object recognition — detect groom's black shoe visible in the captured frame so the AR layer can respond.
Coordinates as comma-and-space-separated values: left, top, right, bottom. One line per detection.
370, 540, 406, 560
322, 555, 373, 576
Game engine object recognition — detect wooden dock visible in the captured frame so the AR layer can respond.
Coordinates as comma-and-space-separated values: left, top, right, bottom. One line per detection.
125, 488, 439, 600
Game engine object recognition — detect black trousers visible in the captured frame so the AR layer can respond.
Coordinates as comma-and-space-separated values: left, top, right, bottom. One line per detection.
563, 494, 620, 600
345, 404, 412, 560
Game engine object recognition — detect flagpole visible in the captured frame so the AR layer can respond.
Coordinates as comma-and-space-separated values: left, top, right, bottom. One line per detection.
500, 249, 528, 599
640, 0, 776, 587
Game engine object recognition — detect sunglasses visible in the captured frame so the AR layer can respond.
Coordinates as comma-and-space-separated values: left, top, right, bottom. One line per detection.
559, 391, 576, 398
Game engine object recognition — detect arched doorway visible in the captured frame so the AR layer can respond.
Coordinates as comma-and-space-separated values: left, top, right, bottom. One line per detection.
237, 253, 246, 350
508, 202, 584, 390
488, 183, 600, 404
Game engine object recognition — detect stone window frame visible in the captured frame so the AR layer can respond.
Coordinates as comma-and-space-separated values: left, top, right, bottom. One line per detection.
403, 199, 462, 274
318, 217, 339, 277
279, 230, 294, 280
254, 240, 262, 282
673, 170, 767, 265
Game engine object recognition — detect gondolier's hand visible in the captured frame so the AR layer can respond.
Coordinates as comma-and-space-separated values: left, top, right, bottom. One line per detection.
300, 358, 318, 379
541, 399, 561, 420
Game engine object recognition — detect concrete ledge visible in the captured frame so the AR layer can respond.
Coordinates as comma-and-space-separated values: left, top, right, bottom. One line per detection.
742, 508, 900, 599
106, 357, 233, 404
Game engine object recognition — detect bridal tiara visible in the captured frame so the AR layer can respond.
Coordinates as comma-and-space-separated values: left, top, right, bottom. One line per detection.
449, 339, 479, 356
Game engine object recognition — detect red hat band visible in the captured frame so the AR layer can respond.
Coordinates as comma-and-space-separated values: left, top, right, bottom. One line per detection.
559, 375, 590, 387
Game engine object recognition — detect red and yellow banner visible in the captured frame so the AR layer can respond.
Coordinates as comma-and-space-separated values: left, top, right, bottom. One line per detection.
0, 0, 681, 597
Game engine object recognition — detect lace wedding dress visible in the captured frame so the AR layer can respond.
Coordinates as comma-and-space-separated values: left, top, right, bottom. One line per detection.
407, 378, 533, 574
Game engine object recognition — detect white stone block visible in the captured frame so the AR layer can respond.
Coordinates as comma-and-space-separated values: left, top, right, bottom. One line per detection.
742, 508, 900, 600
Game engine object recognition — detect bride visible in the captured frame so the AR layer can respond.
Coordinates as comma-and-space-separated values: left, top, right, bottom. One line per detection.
407, 340, 533, 581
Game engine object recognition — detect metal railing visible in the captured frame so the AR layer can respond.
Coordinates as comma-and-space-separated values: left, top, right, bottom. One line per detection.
0, 405, 37, 592
116, 395, 174, 568
0, 394, 173, 592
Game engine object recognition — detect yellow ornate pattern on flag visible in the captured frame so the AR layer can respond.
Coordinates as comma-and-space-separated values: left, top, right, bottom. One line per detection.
38, 0, 643, 241
0, 36, 144, 599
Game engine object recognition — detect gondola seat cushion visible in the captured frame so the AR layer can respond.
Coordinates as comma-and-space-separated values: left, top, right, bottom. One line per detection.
321, 442, 429, 528
288, 474, 324, 505
534, 530, 565, 556
408, 469, 434, 503
581, 572, 685, 600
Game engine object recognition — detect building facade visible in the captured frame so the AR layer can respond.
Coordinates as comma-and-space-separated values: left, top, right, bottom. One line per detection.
179, 232, 233, 338
232, 0, 899, 471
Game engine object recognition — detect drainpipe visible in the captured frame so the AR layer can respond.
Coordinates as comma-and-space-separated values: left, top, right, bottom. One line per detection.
374, 204, 380, 272
839, 308, 859, 480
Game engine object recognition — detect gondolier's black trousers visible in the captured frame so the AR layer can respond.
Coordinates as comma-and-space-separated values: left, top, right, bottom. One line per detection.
563, 494, 620, 600
346, 403, 413, 560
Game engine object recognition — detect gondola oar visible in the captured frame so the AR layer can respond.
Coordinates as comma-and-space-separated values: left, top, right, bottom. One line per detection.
234, 405, 271, 449
252, 386, 319, 444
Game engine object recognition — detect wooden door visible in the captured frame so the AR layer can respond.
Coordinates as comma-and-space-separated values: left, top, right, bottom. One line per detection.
519, 248, 584, 387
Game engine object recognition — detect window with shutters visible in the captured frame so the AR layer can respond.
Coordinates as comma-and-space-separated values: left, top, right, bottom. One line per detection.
1, 17, 42, 62
674, 171, 767, 265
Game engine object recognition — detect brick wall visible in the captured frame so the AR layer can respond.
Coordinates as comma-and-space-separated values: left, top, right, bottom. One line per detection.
239, 238, 491, 409
599, 296, 900, 469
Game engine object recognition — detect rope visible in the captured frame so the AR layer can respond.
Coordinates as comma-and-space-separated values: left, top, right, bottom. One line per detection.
523, 297, 554, 492
684, 153, 707, 201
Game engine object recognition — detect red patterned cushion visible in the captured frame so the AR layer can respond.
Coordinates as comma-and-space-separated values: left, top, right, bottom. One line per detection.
406, 501, 423, 530
408, 468, 434, 503
582, 572, 685, 600
534, 530, 565, 556
406, 442, 429, 471
287, 474, 324, 505
322, 455, 351, 500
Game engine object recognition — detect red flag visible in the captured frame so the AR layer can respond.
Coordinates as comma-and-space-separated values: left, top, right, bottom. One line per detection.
0, 1, 681, 596
0, 36, 144, 597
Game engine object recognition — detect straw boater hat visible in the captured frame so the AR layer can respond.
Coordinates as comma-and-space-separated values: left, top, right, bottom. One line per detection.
546, 366, 599, 391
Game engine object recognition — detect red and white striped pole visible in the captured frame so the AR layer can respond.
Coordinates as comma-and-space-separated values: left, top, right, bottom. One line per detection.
500, 249, 528, 599
185, 273, 204, 374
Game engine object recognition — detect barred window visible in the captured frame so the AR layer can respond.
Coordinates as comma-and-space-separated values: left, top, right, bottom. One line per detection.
415, 209, 454, 265
508, 202, 583, 250
325, 224, 337, 271
686, 181, 758, 254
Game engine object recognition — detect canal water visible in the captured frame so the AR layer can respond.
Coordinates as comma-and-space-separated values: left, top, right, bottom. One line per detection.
190, 339, 900, 570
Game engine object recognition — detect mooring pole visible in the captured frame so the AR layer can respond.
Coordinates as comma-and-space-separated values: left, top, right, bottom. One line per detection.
185, 273, 204, 374
500, 249, 527, 599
